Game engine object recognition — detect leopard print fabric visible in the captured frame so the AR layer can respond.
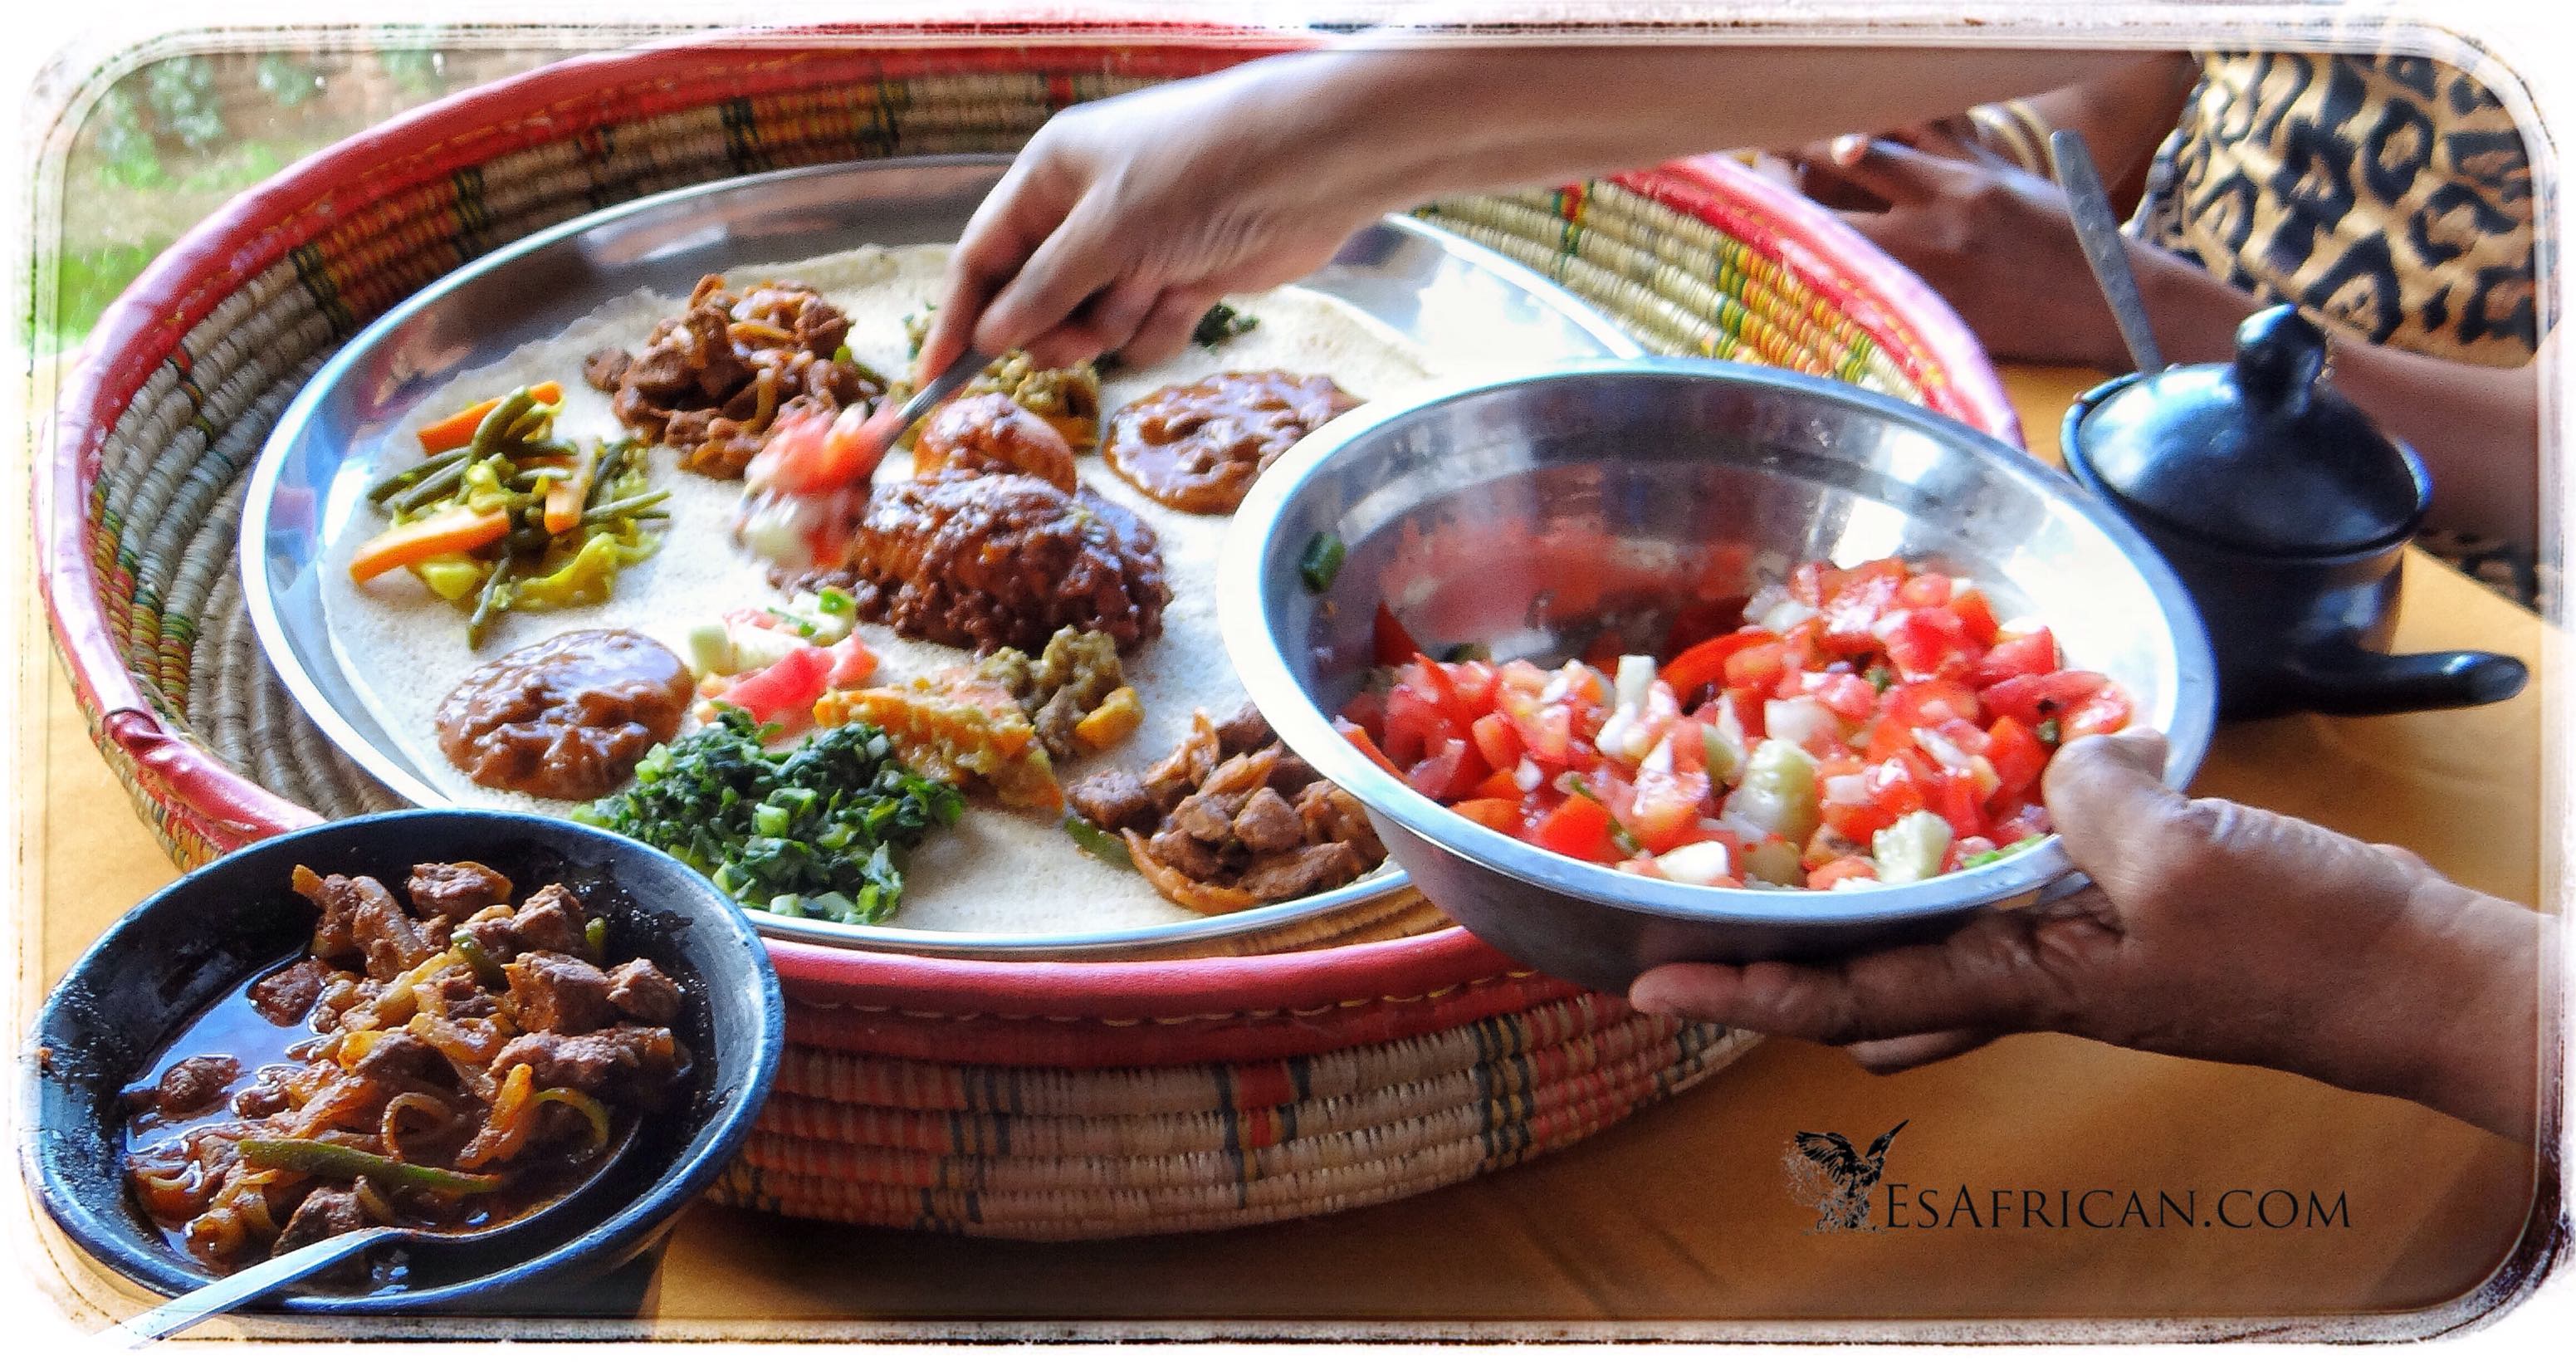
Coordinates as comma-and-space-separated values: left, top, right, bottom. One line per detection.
2134, 51, 2544, 610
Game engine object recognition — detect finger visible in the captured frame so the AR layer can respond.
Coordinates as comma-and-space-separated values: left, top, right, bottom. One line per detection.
1626, 912, 2057, 1045
972, 192, 1127, 361
1845, 1028, 1998, 1073
2372, 841, 2435, 876
2041, 731, 2187, 901
1112, 285, 1224, 372
1020, 275, 1164, 370
1811, 136, 1985, 209
922, 157, 1058, 382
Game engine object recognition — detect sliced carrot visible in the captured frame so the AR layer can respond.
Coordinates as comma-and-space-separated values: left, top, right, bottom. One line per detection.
349, 506, 512, 584
418, 381, 563, 455
541, 443, 599, 536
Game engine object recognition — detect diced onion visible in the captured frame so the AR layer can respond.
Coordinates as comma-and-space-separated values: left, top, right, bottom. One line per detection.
1764, 697, 1840, 752
1823, 773, 1871, 805
1659, 840, 1734, 886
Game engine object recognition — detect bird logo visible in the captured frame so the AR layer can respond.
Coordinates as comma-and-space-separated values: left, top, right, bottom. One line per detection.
1782, 1120, 1909, 1231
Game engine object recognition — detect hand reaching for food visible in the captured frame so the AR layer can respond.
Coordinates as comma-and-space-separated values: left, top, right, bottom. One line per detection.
1628, 731, 2550, 1141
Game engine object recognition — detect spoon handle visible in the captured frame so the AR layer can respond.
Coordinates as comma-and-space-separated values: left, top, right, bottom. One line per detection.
100, 1225, 406, 1346
2050, 129, 2167, 375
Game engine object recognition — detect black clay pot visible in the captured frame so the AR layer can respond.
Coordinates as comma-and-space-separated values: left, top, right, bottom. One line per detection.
2063, 306, 2526, 722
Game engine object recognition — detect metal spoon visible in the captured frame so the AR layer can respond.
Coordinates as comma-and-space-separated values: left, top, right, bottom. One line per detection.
2050, 129, 2166, 374
844, 345, 994, 477
100, 1126, 638, 1346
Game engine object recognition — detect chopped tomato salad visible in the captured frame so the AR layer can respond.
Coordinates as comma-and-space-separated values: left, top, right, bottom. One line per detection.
1337, 558, 2131, 890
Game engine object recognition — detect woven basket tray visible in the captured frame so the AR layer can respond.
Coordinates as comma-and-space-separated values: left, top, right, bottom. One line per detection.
40, 28, 2011, 1241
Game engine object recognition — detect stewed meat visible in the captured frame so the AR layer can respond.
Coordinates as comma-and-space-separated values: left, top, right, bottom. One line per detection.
295, 869, 433, 980
606, 960, 683, 1026
272, 1188, 367, 1256
785, 472, 1168, 656
406, 861, 515, 921
434, 629, 694, 801
584, 275, 883, 479
151, 1056, 239, 1119
247, 957, 330, 1027
1077, 707, 1385, 913
504, 952, 620, 1036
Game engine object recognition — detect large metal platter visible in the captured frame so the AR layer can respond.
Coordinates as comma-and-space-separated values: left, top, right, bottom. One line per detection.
241, 154, 1640, 959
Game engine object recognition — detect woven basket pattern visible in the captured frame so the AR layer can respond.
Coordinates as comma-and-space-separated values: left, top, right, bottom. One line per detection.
48, 37, 2006, 1241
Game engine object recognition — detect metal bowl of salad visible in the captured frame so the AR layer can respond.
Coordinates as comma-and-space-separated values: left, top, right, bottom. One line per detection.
1219, 358, 2217, 991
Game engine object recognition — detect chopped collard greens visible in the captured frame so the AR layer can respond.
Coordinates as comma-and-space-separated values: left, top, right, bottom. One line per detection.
577, 706, 963, 923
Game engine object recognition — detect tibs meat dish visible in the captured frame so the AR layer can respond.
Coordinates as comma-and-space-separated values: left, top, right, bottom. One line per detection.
340, 248, 1426, 936
122, 863, 687, 1272
1338, 558, 2132, 891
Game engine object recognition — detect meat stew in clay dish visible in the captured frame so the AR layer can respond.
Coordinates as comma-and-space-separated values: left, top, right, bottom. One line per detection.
325, 245, 1434, 939
119, 859, 695, 1280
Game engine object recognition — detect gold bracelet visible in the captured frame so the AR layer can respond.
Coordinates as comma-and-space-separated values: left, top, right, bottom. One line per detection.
1967, 99, 2055, 175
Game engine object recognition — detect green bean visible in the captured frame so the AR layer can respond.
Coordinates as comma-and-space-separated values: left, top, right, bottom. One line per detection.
467, 556, 516, 649
364, 446, 472, 503
504, 404, 552, 446
580, 488, 671, 525
467, 388, 539, 461
389, 458, 472, 513
238, 1138, 506, 1196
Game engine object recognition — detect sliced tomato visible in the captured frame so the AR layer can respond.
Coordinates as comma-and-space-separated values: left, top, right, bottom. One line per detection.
1895, 571, 1953, 608
1789, 560, 1845, 607
1406, 737, 1487, 802
718, 645, 833, 728
1403, 654, 1476, 732
1925, 768, 1985, 841
1948, 585, 2001, 647
1528, 793, 1622, 864
1807, 855, 1879, 890
1450, 797, 1526, 834
1819, 561, 1907, 651
1979, 669, 2114, 729
1723, 686, 1771, 740
1661, 628, 1773, 706
1880, 678, 1983, 732
1880, 607, 1977, 680
1723, 639, 1789, 695
2061, 683, 2134, 739
745, 401, 885, 495
1971, 629, 2058, 688
1821, 752, 1930, 843
1334, 718, 1403, 777
1471, 712, 1524, 772
1446, 659, 1501, 716
1469, 767, 1525, 802
1620, 732, 1713, 853
1803, 669, 1879, 721
1373, 603, 1423, 668
824, 633, 877, 688
1984, 717, 2049, 805
1339, 688, 1387, 741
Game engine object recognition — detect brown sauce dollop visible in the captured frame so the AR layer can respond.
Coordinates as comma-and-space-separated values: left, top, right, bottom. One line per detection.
1102, 371, 1361, 514
435, 629, 693, 800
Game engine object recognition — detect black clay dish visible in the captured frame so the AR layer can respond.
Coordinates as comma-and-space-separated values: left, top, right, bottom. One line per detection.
2063, 306, 2525, 721
23, 810, 784, 1319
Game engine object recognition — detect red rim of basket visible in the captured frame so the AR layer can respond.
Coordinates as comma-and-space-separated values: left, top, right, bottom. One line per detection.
39, 26, 2016, 1025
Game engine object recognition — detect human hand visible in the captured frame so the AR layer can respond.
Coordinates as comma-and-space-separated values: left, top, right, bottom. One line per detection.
917, 59, 1397, 380
1629, 732, 2547, 1140
1784, 132, 2141, 371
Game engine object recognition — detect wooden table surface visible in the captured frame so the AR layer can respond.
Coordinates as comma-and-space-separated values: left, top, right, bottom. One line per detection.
20, 365, 2551, 1337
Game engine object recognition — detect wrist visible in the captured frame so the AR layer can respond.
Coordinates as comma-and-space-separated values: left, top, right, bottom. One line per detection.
2127, 242, 2258, 367
2328, 877, 2547, 1141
